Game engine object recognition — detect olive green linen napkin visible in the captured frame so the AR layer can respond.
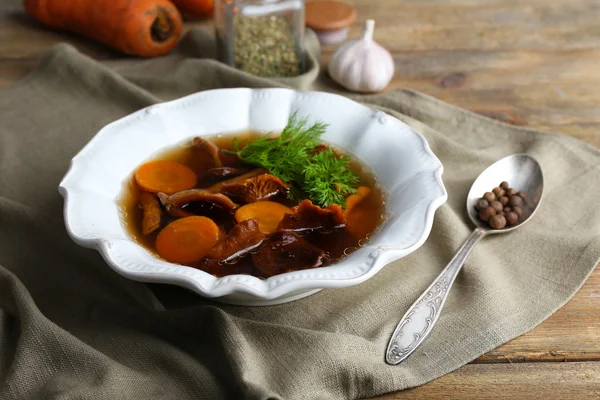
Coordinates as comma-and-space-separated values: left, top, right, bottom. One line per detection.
1, 28, 600, 400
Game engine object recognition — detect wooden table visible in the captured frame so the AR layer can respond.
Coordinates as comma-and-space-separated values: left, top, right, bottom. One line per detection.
2, 0, 599, 398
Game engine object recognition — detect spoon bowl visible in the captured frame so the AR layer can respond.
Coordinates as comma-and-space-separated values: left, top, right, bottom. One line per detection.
467, 154, 544, 233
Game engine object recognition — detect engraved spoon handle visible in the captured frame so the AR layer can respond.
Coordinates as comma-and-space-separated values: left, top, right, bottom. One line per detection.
385, 227, 487, 365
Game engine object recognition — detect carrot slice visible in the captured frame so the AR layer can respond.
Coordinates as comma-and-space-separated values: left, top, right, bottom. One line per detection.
344, 186, 371, 215
155, 216, 220, 264
135, 160, 197, 195
345, 208, 372, 239
345, 187, 379, 238
234, 201, 292, 234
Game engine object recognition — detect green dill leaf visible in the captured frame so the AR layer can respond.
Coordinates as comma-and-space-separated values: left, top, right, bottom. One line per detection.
224, 112, 360, 207
303, 149, 360, 208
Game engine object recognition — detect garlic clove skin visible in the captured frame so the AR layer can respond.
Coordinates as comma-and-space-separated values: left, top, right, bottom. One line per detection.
328, 19, 395, 93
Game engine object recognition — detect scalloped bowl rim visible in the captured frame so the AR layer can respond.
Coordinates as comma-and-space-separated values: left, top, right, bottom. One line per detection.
58, 88, 448, 301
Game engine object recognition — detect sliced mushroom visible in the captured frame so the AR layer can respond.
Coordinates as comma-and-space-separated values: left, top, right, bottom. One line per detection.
252, 231, 325, 277
220, 173, 290, 204
207, 168, 267, 193
139, 193, 162, 235
157, 192, 195, 218
203, 167, 249, 181
206, 218, 265, 263
277, 199, 346, 233
159, 189, 237, 213
193, 137, 223, 167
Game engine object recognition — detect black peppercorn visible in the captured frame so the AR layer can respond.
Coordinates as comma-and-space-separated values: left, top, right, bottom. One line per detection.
489, 214, 507, 229
509, 195, 523, 207
513, 206, 523, 217
479, 185, 528, 227
475, 199, 489, 210
506, 211, 519, 226
490, 200, 504, 212
479, 206, 496, 222
483, 192, 496, 202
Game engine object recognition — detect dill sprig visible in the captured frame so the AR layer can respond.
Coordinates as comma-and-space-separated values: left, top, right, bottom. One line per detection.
227, 112, 324, 183
303, 148, 360, 208
224, 112, 359, 207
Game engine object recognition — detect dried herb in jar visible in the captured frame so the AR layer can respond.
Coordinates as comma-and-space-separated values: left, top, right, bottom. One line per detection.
233, 15, 301, 77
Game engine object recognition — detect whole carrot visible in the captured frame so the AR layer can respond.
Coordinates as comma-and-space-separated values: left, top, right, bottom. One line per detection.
170, 0, 214, 19
24, 0, 183, 58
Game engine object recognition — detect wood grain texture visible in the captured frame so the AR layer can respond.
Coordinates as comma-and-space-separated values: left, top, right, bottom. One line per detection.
1, 0, 599, 398
370, 362, 600, 399
476, 270, 600, 364
319, 0, 600, 149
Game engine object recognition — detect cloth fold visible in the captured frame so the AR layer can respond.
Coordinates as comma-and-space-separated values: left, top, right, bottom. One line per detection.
0, 28, 599, 400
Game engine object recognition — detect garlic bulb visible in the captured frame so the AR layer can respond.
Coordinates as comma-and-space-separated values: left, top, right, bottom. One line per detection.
328, 19, 394, 93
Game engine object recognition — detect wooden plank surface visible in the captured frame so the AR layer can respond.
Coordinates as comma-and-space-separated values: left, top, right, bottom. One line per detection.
475, 269, 600, 364
1, 0, 599, 398
372, 362, 600, 399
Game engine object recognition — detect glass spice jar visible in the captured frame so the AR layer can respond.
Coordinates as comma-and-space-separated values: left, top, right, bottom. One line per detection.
215, 0, 305, 77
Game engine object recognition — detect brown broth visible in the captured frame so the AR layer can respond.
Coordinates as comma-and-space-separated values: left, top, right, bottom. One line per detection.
118, 132, 386, 278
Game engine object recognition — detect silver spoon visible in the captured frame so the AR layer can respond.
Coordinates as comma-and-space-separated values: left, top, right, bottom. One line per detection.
385, 154, 544, 365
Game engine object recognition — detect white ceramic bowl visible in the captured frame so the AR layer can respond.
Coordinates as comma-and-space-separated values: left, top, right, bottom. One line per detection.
59, 88, 447, 306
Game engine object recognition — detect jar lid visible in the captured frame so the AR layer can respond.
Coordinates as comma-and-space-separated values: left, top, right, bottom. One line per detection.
305, 0, 357, 31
